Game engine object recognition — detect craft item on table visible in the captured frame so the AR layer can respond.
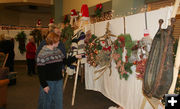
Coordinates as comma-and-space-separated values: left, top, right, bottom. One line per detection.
70, 9, 78, 27
112, 34, 134, 80
85, 22, 116, 80
79, 4, 90, 27
95, 3, 103, 17
129, 32, 152, 80
66, 29, 86, 76
135, 59, 147, 80
71, 30, 86, 62
143, 19, 175, 99
77, 31, 86, 63
94, 11, 112, 23
15, 31, 27, 54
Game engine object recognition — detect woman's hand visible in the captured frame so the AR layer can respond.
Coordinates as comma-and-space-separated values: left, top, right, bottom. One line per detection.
43, 86, 50, 94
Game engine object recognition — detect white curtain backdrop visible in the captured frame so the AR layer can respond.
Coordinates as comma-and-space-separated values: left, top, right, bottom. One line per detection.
85, 6, 173, 109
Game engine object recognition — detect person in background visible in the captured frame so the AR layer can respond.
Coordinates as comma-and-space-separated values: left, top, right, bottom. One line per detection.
0, 34, 15, 72
26, 36, 36, 76
36, 27, 66, 56
37, 32, 82, 109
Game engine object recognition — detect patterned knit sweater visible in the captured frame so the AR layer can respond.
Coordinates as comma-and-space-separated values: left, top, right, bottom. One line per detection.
37, 46, 77, 88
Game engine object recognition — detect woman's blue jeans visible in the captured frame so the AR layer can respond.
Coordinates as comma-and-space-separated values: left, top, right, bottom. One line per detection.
38, 79, 63, 109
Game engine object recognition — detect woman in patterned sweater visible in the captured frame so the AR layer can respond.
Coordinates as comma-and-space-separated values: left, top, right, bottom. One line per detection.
37, 32, 81, 109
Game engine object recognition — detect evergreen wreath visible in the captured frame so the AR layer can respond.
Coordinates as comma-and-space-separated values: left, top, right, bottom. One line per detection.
86, 35, 112, 67
112, 34, 134, 80
95, 3, 103, 17
15, 31, 27, 54
30, 29, 42, 46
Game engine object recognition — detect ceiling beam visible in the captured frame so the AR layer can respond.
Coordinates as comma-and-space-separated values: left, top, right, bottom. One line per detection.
0, 0, 53, 5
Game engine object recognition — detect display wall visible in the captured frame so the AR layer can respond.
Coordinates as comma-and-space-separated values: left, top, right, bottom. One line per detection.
63, 0, 111, 15
85, 6, 173, 109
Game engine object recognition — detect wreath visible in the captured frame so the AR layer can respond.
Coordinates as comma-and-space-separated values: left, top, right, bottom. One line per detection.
85, 34, 112, 67
95, 3, 103, 17
30, 29, 42, 46
112, 34, 134, 80
85, 22, 116, 80
15, 31, 27, 54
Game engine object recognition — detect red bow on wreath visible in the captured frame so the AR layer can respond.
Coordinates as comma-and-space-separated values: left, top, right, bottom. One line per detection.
103, 46, 111, 52
118, 36, 125, 43
95, 3, 102, 11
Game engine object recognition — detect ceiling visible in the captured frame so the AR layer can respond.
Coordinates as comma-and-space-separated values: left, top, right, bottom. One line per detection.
0, 2, 53, 14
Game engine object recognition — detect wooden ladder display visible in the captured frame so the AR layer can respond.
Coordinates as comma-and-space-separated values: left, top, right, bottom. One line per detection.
63, 59, 81, 106
63, 26, 86, 106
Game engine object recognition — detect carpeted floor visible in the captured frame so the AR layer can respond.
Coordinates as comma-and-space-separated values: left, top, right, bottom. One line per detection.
6, 62, 117, 109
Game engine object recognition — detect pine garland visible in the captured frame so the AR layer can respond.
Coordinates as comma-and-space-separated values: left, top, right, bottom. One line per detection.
60, 24, 74, 53
15, 31, 27, 54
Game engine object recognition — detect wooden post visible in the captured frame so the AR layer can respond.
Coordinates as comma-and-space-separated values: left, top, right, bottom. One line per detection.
169, 37, 180, 94
168, 0, 180, 94
63, 72, 69, 92
140, 97, 147, 109
71, 59, 80, 106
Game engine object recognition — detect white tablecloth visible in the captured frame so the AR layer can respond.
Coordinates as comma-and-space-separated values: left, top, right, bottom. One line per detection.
85, 6, 173, 109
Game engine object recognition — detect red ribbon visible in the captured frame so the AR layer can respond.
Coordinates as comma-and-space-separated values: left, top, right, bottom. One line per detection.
103, 46, 111, 51
95, 3, 102, 11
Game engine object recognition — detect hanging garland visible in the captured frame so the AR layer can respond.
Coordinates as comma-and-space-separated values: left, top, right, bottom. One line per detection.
15, 31, 27, 54
61, 24, 74, 53
112, 34, 134, 80
85, 34, 98, 67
